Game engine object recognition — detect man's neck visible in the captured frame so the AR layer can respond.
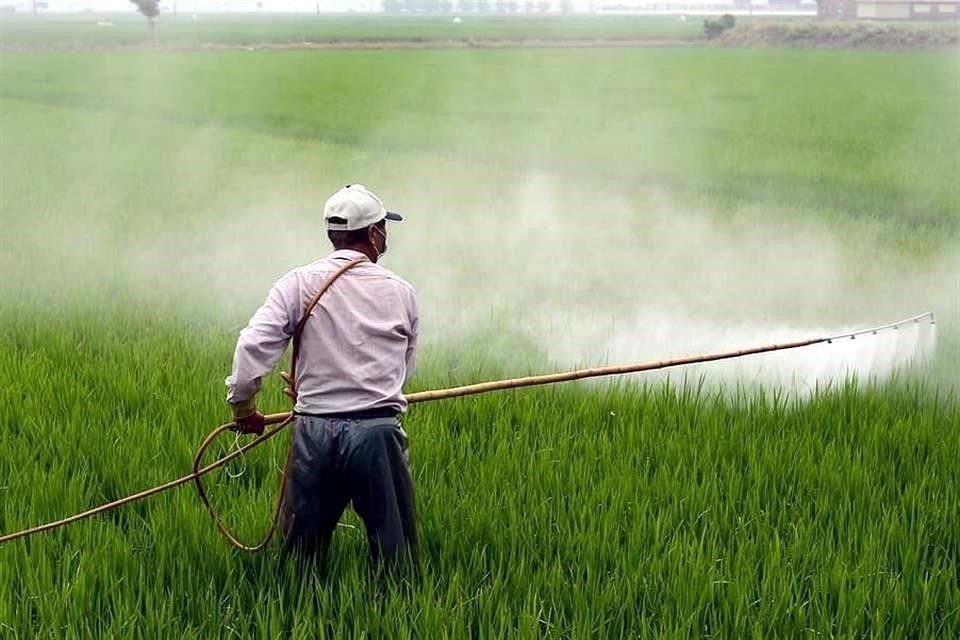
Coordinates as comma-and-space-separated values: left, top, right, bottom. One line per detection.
337, 244, 378, 263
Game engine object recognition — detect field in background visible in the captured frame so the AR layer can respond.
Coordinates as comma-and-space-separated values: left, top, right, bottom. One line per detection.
1, 22, 959, 638
2, 12, 957, 51
0, 13, 704, 47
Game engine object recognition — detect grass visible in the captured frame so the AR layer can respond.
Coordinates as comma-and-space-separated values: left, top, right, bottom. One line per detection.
0, 31, 958, 637
1, 310, 958, 636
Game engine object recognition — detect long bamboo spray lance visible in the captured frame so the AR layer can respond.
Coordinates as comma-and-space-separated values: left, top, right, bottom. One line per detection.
0, 311, 935, 547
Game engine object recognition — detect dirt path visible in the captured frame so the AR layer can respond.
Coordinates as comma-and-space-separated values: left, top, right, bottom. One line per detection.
2, 25, 956, 53
0, 37, 700, 53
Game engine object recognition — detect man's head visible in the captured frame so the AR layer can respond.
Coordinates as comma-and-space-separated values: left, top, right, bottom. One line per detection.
323, 184, 402, 262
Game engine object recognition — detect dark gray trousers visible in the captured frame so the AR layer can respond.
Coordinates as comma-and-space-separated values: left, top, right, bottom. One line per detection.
280, 414, 417, 570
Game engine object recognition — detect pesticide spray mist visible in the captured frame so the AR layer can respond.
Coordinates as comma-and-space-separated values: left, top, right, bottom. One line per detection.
1, 48, 957, 397
385, 174, 951, 395
11, 161, 952, 396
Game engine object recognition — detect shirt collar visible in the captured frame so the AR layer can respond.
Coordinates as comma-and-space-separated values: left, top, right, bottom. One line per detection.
330, 249, 369, 261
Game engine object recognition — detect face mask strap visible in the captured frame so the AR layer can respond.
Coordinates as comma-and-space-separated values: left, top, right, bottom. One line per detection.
370, 225, 387, 259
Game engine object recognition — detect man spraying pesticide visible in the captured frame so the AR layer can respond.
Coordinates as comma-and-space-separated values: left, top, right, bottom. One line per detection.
225, 184, 418, 572
0, 195, 935, 553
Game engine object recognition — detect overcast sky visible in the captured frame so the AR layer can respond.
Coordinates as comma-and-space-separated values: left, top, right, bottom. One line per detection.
5, 0, 671, 13
4, 0, 816, 14
12, 1, 382, 11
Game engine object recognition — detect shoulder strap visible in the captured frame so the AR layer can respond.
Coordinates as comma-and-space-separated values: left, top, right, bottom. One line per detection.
287, 255, 368, 401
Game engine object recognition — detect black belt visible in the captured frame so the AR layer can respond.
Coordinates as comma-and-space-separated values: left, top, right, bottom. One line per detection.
295, 407, 399, 421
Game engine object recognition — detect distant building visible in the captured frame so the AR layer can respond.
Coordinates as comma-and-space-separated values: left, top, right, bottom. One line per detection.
817, 0, 856, 17
857, 0, 959, 18
818, 0, 960, 19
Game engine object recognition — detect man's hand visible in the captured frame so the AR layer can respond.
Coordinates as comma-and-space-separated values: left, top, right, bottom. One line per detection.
229, 397, 265, 436
233, 410, 266, 436
280, 371, 297, 403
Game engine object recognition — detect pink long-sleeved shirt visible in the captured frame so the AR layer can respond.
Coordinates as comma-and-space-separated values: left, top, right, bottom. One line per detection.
225, 249, 418, 415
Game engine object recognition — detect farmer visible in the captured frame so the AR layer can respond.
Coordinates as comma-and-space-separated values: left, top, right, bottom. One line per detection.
224, 184, 419, 572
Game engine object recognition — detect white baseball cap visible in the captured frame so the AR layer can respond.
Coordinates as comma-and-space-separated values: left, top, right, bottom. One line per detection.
323, 184, 403, 231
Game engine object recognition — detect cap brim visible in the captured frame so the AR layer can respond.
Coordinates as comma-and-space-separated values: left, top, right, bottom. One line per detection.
385, 211, 403, 222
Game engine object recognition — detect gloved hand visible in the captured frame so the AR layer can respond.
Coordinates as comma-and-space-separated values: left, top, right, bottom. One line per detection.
233, 410, 266, 436
279, 371, 297, 403
230, 398, 265, 436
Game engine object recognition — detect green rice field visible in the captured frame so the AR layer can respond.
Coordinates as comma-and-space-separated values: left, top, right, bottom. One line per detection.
0, 18, 958, 638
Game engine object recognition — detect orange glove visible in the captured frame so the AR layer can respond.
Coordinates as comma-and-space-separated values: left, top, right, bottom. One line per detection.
230, 398, 265, 436
233, 411, 266, 436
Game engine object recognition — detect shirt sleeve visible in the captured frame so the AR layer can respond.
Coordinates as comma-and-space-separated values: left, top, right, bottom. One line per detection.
225, 275, 298, 406
403, 288, 419, 385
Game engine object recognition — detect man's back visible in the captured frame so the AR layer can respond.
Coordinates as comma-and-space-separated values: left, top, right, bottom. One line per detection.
225, 248, 418, 417
285, 249, 418, 415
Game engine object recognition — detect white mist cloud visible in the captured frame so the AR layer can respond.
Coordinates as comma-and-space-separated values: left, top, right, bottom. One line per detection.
3, 49, 956, 396
383, 172, 956, 393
